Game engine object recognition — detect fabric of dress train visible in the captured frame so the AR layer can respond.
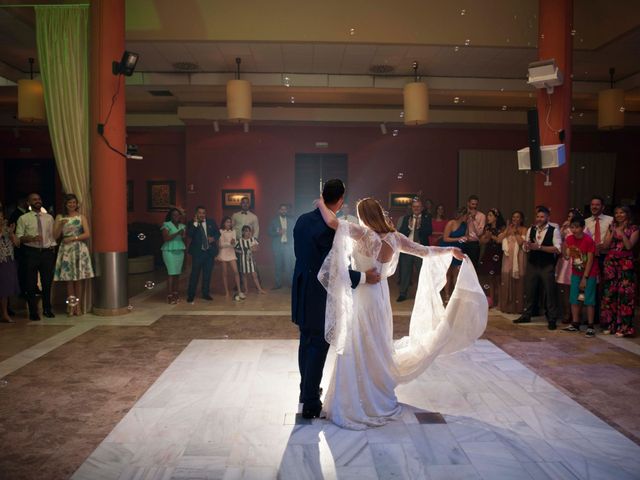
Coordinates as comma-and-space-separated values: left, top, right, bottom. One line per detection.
318, 220, 488, 430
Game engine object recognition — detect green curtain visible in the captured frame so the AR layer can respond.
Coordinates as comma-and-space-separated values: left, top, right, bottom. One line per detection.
35, 5, 92, 310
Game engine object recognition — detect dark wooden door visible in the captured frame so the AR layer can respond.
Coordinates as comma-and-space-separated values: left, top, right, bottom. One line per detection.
294, 153, 347, 216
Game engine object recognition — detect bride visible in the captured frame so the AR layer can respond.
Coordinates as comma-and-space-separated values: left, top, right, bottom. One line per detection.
316, 197, 487, 430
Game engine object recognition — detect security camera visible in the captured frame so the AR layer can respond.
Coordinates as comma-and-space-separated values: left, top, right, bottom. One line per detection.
527, 59, 563, 94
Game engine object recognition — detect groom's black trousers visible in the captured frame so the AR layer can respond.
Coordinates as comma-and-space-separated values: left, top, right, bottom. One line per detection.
298, 328, 330, 408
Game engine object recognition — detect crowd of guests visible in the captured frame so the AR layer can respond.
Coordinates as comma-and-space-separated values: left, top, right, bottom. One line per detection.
2, 190, 638, 339
0, 192, 94, 322
393, 194, 639, 338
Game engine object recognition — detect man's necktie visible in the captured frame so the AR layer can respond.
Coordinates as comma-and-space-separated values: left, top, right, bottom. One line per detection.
594, 217, 601, 244
201, 222, 209, 251
36, 213, 44, 247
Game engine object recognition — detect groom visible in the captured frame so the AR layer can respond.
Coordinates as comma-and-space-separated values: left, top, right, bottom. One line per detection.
292, 179, 381, 419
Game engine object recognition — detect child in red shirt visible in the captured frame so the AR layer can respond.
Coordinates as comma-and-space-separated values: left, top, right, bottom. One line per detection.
563, 216, 598, 337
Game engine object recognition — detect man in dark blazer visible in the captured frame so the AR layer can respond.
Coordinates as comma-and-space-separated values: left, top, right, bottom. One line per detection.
292, 179, 381, 419
186, 205, 220, 303
396, 197, 432, 302
268, 203, 294, 289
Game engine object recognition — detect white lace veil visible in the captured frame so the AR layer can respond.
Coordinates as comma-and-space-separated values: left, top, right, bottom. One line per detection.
319, 219, 488, 382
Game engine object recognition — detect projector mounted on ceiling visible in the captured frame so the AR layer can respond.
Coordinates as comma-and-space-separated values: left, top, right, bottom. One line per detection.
527, 59, 563, 94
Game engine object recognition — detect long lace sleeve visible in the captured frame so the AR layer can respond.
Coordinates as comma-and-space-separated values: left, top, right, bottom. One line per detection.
394, 232, 455, 258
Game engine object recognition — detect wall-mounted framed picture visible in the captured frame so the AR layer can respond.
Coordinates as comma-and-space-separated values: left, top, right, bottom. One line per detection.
222, 189, 255, 209
147, 180, 176, 211
127, 180, 134, 212
389, 192, 419, 209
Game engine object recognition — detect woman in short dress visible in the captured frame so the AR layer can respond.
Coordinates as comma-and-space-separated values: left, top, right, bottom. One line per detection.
216, 216, 244, 300
439, 206, 468, 303
499, 211, 528, 314
479, 208, 506, 307
556, 208, 582, 323
160, 208, 186, 304
429, 204, 448, 246
53, 194, 95, 316
237, 225, 266, 294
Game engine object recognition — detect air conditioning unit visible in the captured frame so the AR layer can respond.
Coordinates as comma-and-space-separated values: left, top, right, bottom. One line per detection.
517, 144, 565, 170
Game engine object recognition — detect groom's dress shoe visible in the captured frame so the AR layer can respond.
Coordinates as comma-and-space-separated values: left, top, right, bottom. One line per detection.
513, 316, 531, 324
302, 406, 323, 419
396, 295, 407, 302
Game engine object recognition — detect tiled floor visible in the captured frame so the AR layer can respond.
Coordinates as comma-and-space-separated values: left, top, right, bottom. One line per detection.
1, 273, 639, 479
73, 339, 640, 480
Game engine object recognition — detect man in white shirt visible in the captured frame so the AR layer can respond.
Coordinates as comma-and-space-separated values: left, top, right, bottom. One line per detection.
584, 195, 613, 327
15, 193, 57, 320
464, 195, 486, 270
513, 205, 562, 330
232, 197, 259, 240
268, 203, 294, 289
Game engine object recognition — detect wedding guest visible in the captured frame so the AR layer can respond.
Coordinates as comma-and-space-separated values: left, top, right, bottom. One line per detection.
186, 206, 220, 303
556, 208, 583, 324
562, 216, 598, 337
237, 225, 266, 294
584, 195, 613, 327
0, 209, 20, 323
463, 195, 486, 269
15, 193, 56, 320
439, 207, 468, 304
396, 198, 432, 302
423, 198, 434, 217
514, 205, 562, 330
601, 206, 638, 337
499, 211, 527, 314
429, 204, 447, 246
53, 194, 95, 316
268, 204, 294, 289
232, 196, 259, 240
8, 195, 28, 226
160, 207, 186, 304
479, 208, 506, 306
338, 203, 358, 224
216, 216, 244, 300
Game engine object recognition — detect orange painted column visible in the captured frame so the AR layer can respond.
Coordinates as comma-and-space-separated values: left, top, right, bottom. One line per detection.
90, 0, 128, 314
535, 0, 572, 221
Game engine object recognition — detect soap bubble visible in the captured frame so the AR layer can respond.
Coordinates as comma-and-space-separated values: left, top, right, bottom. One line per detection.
399, 111, 404, 118
464, 39, 471, 46
489, 270, 495, 276
540, 34, 545, 39
501, 105, 507, 111
619, 106, 625, 113
127, 305, 134, 310
0, 379, 7, 387
137, 233, 146, 241
454, 46, 460, 52
397, 172, 404, 180
454, 97, 460, 104
392, 129, 399, 137
483, 284, 490, 290
349, 28, 355, 36
492, 255, 500, 262
144, 281, 155, 290
66, 296, 80, 307
571, 29, 576, 36
460, 9, 466, 15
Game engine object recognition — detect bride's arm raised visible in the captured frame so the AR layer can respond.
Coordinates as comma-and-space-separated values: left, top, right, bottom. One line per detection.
315, 198, 367, 240
395, 232, 465, 261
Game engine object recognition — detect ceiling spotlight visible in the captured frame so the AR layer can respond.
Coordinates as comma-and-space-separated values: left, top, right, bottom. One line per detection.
112, 51, 139, 76
380, 123, 388, 135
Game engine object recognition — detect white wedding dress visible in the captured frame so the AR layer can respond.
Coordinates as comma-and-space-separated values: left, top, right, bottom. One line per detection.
318, 220, 487, 430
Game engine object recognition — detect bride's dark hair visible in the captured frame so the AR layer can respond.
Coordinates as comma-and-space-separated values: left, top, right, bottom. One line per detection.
357, 198, 395, 234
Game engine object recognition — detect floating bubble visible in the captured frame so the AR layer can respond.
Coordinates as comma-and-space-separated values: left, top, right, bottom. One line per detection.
540, 34, 545, 39
571, 29, 576, 36
127, 305, 134, 310
0, 379, 7, 387
454, 46, 460, 52
349, 28, 356, 36
580, 165, 586, 170
290, 96, 295, 104
579, 112, 584, 117
492, 255, 500, 262
619, 106, 625, 113
489, 270, 495, 276
283, 76, 290, 87
454, 97, 460, 104
571, 106, 575, 112
501, 105, 507, 111
137, 233, 146, 241
66, 296, 80, 307
392, 129, 399, 137
397, 172, 404, 180
399, 111, 404, 118
500, 88, 504, 92
464, 39, 471, 46
483, 284, 490, 290
460, 9, 466, 15
144, 281, 155, 290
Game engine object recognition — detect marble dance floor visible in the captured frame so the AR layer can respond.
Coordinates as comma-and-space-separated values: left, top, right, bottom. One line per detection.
71, 338, 640, 480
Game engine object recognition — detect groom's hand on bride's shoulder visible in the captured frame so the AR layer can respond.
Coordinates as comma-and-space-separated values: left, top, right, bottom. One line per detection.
365, 268, 381, 284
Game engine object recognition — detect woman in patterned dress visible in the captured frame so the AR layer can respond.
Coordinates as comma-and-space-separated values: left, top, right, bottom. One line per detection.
601, 206, 639, 337
53, 194, 95, 316
0, 209, 20, 323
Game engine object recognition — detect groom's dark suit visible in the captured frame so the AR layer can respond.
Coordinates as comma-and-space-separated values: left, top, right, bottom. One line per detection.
292, 209, 361, 416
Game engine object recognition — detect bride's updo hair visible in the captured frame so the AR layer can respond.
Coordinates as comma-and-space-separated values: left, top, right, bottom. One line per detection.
357, 198, 396, 234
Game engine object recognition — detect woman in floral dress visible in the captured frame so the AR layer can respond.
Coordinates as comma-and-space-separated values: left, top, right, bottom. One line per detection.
53, 194, 95, 316
601, 206, 639, 337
